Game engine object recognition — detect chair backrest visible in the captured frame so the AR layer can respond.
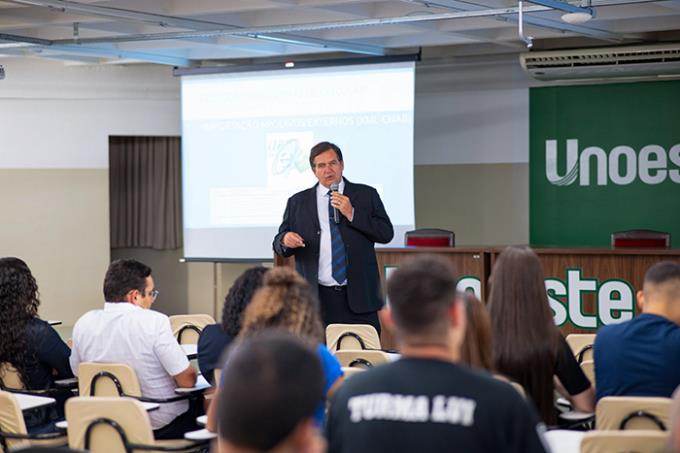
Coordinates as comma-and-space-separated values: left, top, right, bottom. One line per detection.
326, 324, 381, 352
565, 333, 596, 363
334, 350, 390, 368
596, 396, 672, 430
0, 390, 30, 451
580, 359, 595, 386
611, 229, 671, 249
580, 430, 668, 453
0, 363, 25, 390
12, 447, 87, 452
65, 397, 155, 453
169, 314, 215, 344
78, 363, 142, 398
404, 228, 455, 247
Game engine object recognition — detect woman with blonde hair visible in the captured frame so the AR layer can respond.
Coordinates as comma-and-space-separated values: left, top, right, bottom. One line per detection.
208, 267, 343, 431
238, 267, 343, 422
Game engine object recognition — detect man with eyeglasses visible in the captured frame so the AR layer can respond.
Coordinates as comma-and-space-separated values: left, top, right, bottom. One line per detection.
274, 141, 393, 335
70, 259, 199, 439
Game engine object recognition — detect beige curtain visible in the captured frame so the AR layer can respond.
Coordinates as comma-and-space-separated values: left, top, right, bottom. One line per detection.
109, 136, 182, 250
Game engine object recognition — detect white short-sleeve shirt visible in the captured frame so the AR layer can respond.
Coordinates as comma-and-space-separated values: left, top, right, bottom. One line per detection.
70, 303, 190, 429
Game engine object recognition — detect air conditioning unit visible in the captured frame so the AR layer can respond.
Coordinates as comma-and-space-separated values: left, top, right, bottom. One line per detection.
520, 43, 680, 81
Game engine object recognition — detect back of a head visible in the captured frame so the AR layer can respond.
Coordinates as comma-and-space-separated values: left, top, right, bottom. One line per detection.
218, 332, 324, 451
0, 257, 38, 310
103, 259, 151, 302
670, 386, 680, 453
643, 261, 680, 305
239, 267, 324, 343
386, 255, 458, 340
0, 257, 39, 387
488, 246, 554, 334
487, 246, 559, 425
221, 266, 268, 337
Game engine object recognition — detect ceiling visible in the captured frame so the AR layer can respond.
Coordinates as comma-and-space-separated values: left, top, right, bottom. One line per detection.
1, 0, 680, 66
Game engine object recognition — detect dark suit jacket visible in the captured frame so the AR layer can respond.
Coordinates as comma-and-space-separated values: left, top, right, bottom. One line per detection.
273, 178, 394, 314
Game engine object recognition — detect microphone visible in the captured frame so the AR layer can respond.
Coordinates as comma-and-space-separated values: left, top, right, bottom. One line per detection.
330, 182, 340, 224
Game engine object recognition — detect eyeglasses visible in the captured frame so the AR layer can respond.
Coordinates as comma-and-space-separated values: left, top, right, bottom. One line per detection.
148, 289, 159, 300
314, 160, 340, 170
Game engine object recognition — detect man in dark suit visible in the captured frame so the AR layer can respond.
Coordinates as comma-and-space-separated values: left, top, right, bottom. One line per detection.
273, 141, 393, 334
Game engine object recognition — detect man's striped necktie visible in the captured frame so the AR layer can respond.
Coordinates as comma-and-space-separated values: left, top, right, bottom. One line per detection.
328, 191, 347, 284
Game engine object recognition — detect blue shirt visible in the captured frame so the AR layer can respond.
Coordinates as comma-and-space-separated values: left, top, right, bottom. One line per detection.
594, 313, 680, 400
315, 344, 343, 425
197, 324, 233, 385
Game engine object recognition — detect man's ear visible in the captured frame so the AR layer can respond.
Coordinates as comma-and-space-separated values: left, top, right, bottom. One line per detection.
448, 299, 465, 327
636, 289, 645, 312
126, 289, 140, 306
378, 307, 395, 335
288, 418, 324, 453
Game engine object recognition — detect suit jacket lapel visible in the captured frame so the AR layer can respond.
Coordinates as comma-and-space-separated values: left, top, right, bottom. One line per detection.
307, 183, 321, 232
340, 177, 355, 227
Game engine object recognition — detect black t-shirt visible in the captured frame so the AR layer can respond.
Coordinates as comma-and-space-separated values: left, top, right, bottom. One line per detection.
327, 358, 548, 453
197, 323, 233, 385
554, 334, 591, 396
23, 318, 73, 389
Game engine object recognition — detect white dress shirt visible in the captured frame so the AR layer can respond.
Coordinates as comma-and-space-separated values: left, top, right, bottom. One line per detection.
316, 179, 347, 286
70, 303, 190, 429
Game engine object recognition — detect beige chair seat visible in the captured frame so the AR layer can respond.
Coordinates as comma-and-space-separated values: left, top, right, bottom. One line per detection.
341, 367, 366, 379
565, 333, 596, 363
0, 390, 67, 451
334, 350, 390, 368
169, 314, 215, 345
580, 430, 668, 453
66, 397, 208, 453
596, 396, 672, 430
326, 324, 381, 352
580, 359, 595, 386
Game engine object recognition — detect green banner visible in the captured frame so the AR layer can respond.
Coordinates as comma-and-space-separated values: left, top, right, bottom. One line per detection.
530, 80, 680, 247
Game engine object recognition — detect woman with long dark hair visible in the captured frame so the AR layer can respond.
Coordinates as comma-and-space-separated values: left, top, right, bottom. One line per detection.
0, 257, 73, 432
197, 266, 268, 384
0, 257, 73, 390
488, 246, 594, 425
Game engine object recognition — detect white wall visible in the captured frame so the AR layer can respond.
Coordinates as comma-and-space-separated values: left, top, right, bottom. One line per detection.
0, 57, 180, 324
0, 54, 534, 321
415, 55, 532, 165
0, 58, 179, 168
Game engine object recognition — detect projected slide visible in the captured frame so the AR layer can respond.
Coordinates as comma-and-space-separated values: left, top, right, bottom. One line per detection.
182, 62, 415, 259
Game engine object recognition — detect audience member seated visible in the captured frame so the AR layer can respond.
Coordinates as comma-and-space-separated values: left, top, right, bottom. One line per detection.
216, 332, 326, 453
0, 257, 73, 431
197, 266, 267, 385
488, 246, 594, 425
69, 259, 199, 440
327, 256, 548, 453
207, 267, 343, 431
459, 292, 493, 372
670, 385, 680, 453
594, 261, 680, 400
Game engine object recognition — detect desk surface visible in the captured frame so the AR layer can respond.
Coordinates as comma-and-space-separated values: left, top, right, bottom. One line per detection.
175, 374, 210, 394
182, 344, 197, 359
544, 430, 584, 453
14, 393, 56, 411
